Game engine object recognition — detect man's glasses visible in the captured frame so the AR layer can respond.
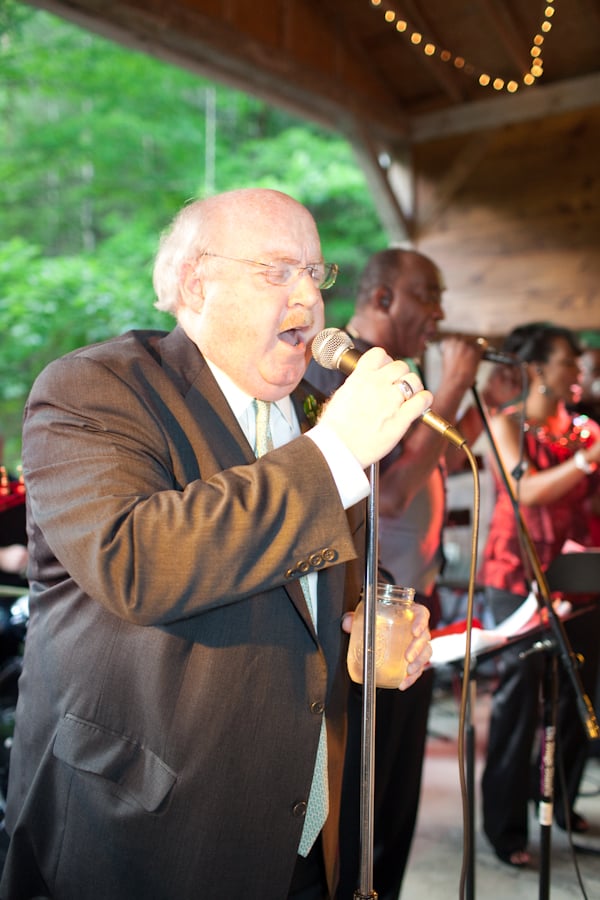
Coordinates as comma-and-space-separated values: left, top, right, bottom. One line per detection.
202, 253, 339, 290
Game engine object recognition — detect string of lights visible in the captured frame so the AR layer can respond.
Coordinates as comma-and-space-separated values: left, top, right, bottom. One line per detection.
369, 0, 557, 93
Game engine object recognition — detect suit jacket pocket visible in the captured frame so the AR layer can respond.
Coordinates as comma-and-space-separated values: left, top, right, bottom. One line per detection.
53, 713, 177, 812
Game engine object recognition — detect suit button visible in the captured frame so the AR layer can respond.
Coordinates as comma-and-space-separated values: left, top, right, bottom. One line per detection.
292, 801, 307, 818
322, 547, 337, 562
309, 552, 324, 568
297, 560, 310, 574
284, 567, 297, 579
311, 701, 324, 715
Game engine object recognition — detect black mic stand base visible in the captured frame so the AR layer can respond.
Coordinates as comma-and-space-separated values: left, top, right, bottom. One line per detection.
571, 844, 600, 857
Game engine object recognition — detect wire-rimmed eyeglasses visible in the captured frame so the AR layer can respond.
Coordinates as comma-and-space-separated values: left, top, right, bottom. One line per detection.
202, 252, 339, 290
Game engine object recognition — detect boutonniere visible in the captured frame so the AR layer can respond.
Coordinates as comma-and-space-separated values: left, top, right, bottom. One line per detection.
303, 394, 322, 427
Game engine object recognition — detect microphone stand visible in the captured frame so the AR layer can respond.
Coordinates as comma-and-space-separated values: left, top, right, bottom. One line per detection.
471, 385, 599, 900
357, 446, 480, 900
355, 461, 379, 900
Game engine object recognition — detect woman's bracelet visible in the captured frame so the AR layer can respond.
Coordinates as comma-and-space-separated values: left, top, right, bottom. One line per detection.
574, 449, 597, 475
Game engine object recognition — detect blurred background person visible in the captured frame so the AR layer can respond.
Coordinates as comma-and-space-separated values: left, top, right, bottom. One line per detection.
479, 322, 600, 868
0, 453, 28, 586
0, 546, 27, 578
573, 332, 600, 422
569, 332, 600, 545
307, 247, 515, 899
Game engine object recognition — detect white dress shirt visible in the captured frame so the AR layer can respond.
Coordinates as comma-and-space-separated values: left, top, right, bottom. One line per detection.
205, 359, 371, 619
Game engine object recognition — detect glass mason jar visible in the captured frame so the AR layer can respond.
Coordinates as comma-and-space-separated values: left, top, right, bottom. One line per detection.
347, 584, 416, 688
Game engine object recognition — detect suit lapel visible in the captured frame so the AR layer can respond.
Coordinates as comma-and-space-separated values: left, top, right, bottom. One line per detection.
159, 326, 255, 466
158, 331, 321, 639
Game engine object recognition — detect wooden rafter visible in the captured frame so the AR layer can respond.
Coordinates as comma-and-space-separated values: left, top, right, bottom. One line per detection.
400, 0, 467, 103
477, 0, 533, 76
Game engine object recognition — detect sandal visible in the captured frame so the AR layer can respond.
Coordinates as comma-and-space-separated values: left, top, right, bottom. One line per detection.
495, 848, 531, 868
556, 811, 589, 834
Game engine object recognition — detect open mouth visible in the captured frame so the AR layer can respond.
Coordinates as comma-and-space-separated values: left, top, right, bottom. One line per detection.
278, 326, 308, 348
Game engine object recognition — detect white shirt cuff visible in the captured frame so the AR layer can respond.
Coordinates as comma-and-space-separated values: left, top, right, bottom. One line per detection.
306, 422, 370, 509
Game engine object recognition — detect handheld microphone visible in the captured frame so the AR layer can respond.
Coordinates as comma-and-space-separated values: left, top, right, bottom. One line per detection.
429, 333, 519, 366
480, 346, 520, 366
311, 328, 467, 449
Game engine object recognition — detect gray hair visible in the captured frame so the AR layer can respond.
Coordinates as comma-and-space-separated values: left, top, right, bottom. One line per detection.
152, 199, 211, 316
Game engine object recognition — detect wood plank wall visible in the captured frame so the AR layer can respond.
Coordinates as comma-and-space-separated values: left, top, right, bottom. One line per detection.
414, 106, 600, 341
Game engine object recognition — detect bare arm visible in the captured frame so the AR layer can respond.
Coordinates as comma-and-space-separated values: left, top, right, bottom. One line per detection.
445, 361, 524, 474
379, 337, 482, 516
490, 413, 600, 506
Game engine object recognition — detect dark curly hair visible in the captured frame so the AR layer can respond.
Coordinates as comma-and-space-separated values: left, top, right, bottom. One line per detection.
502, 322, 581, 364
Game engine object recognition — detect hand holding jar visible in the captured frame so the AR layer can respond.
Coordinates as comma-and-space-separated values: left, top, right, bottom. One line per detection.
345, 584, 432, 690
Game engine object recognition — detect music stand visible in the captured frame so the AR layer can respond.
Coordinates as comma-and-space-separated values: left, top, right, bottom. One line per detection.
432, 597, 599, 900
546, 551, 600, 596
546, 550, 600, 845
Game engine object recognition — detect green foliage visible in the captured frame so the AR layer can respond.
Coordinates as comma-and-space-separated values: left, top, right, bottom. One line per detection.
0, 3, 385, 467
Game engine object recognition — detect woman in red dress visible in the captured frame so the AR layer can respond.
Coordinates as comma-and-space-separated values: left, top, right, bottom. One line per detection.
479, 322, 600, 867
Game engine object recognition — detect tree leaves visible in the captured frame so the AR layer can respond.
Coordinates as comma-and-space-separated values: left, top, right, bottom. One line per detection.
0, 4, 384, 465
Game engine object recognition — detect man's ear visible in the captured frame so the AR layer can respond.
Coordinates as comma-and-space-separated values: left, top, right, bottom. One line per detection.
179, 261, 205, 311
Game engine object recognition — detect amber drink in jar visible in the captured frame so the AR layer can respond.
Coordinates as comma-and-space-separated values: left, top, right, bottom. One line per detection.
347, 585, 416, 688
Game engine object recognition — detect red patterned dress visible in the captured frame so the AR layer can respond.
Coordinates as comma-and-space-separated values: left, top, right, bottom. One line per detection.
479, 411, 600, 859
480, 412, 600, 598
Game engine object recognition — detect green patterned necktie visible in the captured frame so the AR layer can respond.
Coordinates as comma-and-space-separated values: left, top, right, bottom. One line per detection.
253, 399, 329, 855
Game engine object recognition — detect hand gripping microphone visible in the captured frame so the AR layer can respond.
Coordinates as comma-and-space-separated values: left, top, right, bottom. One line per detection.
428, 332, 519, 366
311, 328, 466, 449
478, 345, 520, 366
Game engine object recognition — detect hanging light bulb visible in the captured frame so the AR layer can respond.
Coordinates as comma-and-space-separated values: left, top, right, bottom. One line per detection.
367, 0, 559, 93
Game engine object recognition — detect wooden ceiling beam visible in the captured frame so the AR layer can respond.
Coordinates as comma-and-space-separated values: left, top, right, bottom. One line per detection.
400, 1, 467, 103
411, 71, 600, 141
314, 0, 410, 132
347, 126, 415, 245
571, 0, 600, 33
476, 0, 533, 76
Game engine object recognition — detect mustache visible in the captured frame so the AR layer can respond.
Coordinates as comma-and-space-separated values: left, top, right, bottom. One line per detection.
278, 313, 315, 334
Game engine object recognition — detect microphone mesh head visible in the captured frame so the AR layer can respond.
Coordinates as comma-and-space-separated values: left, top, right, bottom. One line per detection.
311, 328, 354, 370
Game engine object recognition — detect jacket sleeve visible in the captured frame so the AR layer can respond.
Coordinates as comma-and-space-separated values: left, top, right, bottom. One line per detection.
23, 353, 360, 626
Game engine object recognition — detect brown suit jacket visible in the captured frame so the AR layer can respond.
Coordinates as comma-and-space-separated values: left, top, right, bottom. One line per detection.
2, 326, 365, 899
